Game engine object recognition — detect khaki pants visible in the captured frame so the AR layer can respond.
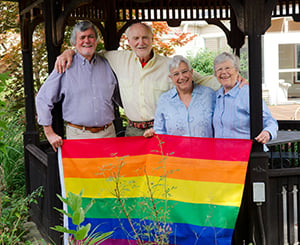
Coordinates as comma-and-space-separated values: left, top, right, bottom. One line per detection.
66, 123, 116, 139
125, 125, 147, 136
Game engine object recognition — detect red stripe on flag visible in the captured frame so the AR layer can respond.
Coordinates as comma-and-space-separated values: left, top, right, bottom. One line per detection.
61, 135, 252, 162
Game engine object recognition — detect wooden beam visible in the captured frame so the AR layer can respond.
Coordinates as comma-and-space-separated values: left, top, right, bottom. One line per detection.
20, 0, 43, 15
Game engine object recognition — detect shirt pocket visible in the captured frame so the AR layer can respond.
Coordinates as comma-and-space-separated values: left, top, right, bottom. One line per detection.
117, 78, 136, 109
150, 81, 172, 106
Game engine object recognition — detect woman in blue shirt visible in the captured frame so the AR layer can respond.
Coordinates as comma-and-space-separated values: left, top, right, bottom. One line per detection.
213, 52, 278, 144
144, 55, 215, 137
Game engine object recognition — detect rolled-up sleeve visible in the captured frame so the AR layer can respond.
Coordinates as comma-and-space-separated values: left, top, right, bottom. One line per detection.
263, 101, 278, 140
35, 71, 64, 126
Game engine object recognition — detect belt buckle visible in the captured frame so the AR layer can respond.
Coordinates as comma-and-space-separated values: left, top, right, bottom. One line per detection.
90, 127, 98, 133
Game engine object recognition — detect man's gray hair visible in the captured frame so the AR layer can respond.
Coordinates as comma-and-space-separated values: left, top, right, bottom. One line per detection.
125, 22, 153, 38
70, 21, 99, 46
213, 52, 240, 76
168, 55, 192, 72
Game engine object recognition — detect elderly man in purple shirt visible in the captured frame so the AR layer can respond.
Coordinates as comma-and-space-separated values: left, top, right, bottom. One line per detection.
35, 21, 120, 152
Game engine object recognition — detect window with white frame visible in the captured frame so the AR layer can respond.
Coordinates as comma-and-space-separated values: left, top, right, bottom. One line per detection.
279, 44, 300, 84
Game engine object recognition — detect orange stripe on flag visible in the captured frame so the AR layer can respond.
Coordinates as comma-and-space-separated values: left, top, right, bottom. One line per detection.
62, 154, 248, 184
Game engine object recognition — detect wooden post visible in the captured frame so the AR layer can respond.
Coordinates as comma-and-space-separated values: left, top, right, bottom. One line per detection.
20, 12, 40, 195
229, 0, 277, 244
43, 0, 64, 138
46, 151, 62, 245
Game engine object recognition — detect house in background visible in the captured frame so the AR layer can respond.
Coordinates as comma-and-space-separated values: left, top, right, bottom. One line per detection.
174, 20, 231, 55
264, 17, 300, 105
173, 17, 300, 105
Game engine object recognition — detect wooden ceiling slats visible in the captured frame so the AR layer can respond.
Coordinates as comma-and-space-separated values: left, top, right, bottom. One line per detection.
141, 1, 145, 19
273, 0, 300, 17
63, 0, 229, 22
213, 0, 217, 19
17, 0, 300, 24
166, 0, 170, 20
134, 2, 139, 20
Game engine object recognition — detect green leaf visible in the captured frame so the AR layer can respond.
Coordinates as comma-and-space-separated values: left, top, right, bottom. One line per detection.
83, 199, 95, 214
74, 224, 91, 240
0, 72, 10, 83
50, 226, 77, 235
53, 207, 72, 218
0, 120, 8, 129
56, 194, 69, 206
72, 208, 85, 225
83, 231, 113, 244
67, 191, 82, 211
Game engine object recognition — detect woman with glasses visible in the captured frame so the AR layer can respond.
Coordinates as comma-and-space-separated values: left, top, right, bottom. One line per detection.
144, 55, 215, 137
213, 52, 278, 144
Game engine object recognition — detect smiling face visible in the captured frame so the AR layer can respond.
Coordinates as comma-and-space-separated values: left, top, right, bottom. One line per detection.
74, 28, 97, 61
127, 23, 153, 62
169, 61, 193, 94
215, 60, 239, 93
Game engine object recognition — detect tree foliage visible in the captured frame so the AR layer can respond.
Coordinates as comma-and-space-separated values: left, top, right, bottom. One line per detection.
0, 2, 48, 110
188, 49, 218, 76
0, 2, 19, 34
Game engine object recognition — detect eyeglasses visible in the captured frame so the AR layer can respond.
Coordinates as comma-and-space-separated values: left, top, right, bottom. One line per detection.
215, 66, 235, 74
170, 69, 191, 79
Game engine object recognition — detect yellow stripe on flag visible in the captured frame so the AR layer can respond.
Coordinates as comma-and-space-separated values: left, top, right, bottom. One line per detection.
64, 176, 244, 207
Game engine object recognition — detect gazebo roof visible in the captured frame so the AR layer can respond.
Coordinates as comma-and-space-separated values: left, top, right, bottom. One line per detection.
17, 0, 300, 20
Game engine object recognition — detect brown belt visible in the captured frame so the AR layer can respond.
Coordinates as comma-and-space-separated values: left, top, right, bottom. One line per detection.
128, 120, 154, 129
67, 122, 112, 133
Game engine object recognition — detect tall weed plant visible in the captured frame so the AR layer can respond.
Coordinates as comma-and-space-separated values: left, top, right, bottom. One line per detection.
0, 83, 26, 194
102, 135, 176, 244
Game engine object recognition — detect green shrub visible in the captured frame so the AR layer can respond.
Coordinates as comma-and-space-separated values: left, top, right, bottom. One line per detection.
187, 48, 249, 80
187, 49, 218, 76
0, 107, 26, 195
0, 72, 42, 244
0, 186, 43, 244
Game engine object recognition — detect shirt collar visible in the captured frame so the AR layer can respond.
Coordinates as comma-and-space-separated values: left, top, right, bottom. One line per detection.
216, 81, 240, 98
133, 50, 157, 67
76, 52, 97, 65
170, 82, 196, 98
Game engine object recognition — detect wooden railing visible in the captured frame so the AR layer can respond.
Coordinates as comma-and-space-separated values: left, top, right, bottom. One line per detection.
25, 143, 62, 245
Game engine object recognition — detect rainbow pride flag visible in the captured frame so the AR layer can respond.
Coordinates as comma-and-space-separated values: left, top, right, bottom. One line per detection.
58, 135, 252, 245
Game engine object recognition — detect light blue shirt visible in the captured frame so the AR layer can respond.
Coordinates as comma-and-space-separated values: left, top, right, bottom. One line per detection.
36, 53, 120, 127
213, 82, 278, 141
154, 84, 215, 137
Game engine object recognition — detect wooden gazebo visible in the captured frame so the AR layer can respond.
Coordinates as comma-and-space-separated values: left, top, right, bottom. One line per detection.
15, 0, 300, 244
